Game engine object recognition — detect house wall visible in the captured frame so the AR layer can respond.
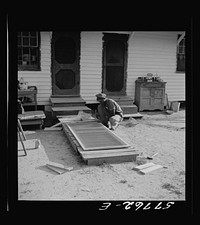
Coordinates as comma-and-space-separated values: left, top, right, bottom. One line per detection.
18, 32, 52, 106
18, 31, 185, 106
80, 32, 103, 102
127, 32, 185, 102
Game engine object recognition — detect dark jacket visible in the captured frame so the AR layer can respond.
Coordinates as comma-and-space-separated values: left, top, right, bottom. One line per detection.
103, 98, 123, 117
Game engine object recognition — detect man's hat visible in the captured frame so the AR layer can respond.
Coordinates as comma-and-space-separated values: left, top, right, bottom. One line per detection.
96, 93, 106, 99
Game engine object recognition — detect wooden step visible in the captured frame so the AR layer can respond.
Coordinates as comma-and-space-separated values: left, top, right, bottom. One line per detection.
107, 95, 134, 101
51, 106, 90, 112
51, 107, 90, 117
121, 105, 138, 114
50, 97, 86, 106
107, 95, 135, 107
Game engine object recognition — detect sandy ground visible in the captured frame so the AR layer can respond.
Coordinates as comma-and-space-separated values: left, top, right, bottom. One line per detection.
18, 109, 185, 201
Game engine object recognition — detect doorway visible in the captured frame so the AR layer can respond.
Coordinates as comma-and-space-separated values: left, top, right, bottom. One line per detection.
51, 31, 80, 96
102, 33, 129, 95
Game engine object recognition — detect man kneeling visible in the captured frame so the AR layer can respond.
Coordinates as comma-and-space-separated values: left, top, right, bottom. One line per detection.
94, 93, 123, 130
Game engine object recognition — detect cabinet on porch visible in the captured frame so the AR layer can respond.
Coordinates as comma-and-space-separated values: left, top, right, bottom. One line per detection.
135, 80, 166, 112
18, 86, 37, 110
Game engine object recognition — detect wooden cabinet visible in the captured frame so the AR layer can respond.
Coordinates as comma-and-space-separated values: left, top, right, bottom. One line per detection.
135, 80, 166, 111
18, 86, 37, 110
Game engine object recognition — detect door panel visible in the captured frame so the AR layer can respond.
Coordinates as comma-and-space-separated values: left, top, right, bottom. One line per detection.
105, 66, 124, 92
66, 121, 130, 151
52, 32, 80, 95
103, 33, 128, 95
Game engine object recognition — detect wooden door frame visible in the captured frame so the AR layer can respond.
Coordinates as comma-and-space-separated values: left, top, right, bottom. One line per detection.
102, 33, 129, 96
51, 31, 80, 96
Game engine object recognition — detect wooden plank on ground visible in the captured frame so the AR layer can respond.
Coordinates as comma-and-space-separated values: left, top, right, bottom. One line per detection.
132, 162, 155, 171
44, 127, 62, 131
80, 148, 137, 157
86, 154, 138, 166
81, 150, 139, 160
46, 161, 73, 170
139, 164, 163, 174
46, 164, 73, 174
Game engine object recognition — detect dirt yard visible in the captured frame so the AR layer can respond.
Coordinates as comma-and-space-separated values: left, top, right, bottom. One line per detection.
18, 109, 185, 201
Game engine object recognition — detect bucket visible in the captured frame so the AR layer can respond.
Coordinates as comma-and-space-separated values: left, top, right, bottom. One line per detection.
171, 102, 180, 112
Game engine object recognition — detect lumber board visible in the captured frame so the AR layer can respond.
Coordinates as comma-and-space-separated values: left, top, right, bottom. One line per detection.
139, 164, 163, 174
46, 164, 72, 174
86, 154, 138, 166
80, 148, 137, 157
81, 150, 139, 160
62, 124, 82, 155
46, 161, 72, 170
44, 127, 62, 131
132, 162, 155, 171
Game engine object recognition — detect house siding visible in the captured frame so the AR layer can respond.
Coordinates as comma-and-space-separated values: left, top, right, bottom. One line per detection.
127, 32, 185, 102
18, 31, 185, 107
18, 32, 52, 105
80, 32, 103, 102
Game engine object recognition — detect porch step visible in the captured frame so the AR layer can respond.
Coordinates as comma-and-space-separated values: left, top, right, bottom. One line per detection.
51, 105, 91, 116
121, 104, 138, 115
107, 95, 138, 114
85, 95, 138, 116
50, 96, 90, 117
107, 95, 134, 105
50, 96, 86, 106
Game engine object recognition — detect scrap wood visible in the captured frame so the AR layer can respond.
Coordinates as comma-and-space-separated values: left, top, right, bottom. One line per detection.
46, 161, 73, 174
46, 164, 73, 174
132, 162, 155, 171
139, 164, 163, 174
44, 127, 62, 131
46, 164, 68, 174
50, 122, 62, 128
132, 162, 163, 174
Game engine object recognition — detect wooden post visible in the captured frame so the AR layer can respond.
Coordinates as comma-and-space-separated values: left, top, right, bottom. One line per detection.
18, 119, 26, 141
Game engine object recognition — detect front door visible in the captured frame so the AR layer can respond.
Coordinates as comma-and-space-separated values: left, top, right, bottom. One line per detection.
102, 33, 129, 95
51, 31, 80, 96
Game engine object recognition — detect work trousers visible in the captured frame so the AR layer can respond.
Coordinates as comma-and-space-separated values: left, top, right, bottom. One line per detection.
97, 104, 123, 130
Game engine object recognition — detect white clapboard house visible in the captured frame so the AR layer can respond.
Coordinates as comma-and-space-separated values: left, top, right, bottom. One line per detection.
17, 31, 185, 116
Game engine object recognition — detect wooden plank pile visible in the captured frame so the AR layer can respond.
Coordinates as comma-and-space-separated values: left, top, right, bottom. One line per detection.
132, 162, 163, 174
62, 120, 139, 165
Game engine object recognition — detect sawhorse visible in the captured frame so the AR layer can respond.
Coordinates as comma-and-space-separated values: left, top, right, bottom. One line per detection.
18, 118, 27, 156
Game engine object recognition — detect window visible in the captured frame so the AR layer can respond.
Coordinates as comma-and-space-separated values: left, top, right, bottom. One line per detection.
176, 34, 185, 72
18, 32, 40, 70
